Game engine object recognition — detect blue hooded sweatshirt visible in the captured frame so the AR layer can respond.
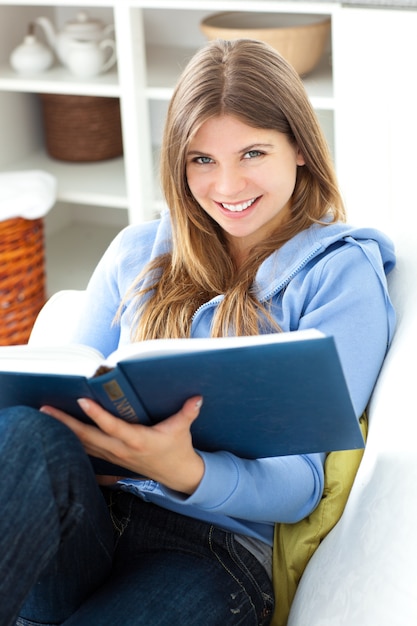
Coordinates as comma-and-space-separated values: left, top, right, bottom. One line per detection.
70, 211, 396, 546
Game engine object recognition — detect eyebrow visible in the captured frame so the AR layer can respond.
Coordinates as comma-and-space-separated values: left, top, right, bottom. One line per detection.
187, 143, 275, 157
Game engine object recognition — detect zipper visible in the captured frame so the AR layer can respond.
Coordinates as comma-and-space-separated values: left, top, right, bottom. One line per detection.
191, 296, 223, 323
191, 243, 324, 323
258, 243, 324, 303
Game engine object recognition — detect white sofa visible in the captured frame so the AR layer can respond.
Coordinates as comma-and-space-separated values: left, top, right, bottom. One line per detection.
29, 237, 417, 625
288, 235, 417, 625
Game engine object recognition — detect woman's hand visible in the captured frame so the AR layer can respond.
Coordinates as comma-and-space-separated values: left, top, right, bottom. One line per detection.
40, 396, 205, 495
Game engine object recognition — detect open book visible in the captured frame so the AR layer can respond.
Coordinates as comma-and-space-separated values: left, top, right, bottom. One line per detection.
0, 330, 363, 470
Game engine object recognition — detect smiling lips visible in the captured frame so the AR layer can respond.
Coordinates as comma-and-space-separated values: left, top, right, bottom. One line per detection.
220, 197, 258, 212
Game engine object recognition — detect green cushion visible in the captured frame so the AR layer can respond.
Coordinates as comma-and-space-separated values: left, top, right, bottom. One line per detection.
271, 414, 368, 626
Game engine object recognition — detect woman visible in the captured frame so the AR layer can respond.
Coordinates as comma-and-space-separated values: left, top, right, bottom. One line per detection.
1, 39, 395, 625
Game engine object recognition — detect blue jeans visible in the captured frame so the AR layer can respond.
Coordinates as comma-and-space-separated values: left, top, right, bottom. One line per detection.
0, 407, 274, 625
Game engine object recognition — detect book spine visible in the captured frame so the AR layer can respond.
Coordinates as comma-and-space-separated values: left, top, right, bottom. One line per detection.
90, 369, 151, 425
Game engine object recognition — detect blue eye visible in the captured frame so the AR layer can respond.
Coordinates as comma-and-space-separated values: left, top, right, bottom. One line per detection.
194, 156, 213, 164
244, 150, 263, 159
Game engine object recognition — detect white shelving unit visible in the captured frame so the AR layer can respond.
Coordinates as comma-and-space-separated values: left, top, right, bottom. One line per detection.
1, 0, 415, 293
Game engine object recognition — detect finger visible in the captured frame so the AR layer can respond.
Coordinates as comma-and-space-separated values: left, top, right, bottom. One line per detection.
79, 396, 203, 436
41, 403, 121, 458
76, 398, 137, 440
40, 404, 88, 435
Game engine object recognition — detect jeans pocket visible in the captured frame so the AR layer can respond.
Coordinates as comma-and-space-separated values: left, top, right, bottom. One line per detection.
209, 528, 274, 625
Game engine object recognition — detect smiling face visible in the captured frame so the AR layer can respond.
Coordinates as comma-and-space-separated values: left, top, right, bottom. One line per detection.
186, 115, 305, 263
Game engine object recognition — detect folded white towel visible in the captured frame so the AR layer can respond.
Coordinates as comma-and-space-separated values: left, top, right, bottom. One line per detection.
0, 170, 57, 221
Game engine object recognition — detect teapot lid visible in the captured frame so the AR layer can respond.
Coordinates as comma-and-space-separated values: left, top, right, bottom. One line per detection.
64, 11, 104, 34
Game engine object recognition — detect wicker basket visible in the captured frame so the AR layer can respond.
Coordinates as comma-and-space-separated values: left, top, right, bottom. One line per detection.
0, 217, 46, 345
200, 12, 331, 76
39, 94, 123, 162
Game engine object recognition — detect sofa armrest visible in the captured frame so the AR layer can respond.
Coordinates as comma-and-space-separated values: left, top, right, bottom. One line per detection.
29, 289, 86, 347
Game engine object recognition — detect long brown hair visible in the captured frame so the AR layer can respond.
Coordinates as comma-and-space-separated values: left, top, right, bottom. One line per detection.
128, 38, 345, 340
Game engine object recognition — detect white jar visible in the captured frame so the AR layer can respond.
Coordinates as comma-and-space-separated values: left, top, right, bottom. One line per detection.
10, 34, 54, 74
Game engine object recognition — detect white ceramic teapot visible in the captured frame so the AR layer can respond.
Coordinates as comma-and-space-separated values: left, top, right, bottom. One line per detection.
34, 11, 115, 67
66, 38, 117, 78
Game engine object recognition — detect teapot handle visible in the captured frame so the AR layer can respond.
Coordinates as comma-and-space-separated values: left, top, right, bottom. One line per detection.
100, 38, 117, 73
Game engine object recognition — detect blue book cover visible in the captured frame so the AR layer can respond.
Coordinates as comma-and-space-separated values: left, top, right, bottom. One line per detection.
0, 330, 364, 469
116, 336, 363, 458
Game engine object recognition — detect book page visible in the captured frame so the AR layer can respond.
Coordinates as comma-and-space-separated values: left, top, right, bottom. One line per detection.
0, 344, 104, 376
0, 329, 324, 376
105, 328, 325, 367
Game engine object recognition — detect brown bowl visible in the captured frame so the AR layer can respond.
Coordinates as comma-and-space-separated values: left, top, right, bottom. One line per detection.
200, 12, 331, 76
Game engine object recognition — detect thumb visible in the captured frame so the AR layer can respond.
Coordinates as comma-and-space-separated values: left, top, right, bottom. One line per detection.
154, 396, 203, 436
180, 396, 204, 426
163, 396, 203, 432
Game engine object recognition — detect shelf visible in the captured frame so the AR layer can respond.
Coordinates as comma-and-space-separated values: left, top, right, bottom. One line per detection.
135, 1, 337, 13
146, 44, 334, 109
5, 150, 127, 208
0, 63, 120, 97
1, 49, 333, 106
0, 0, 116, 6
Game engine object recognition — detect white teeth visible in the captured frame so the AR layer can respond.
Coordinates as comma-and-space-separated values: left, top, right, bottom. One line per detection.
221, 198, 256, 212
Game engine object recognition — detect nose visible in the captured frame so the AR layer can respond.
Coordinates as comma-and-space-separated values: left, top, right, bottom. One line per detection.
213, 163, 247, 198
